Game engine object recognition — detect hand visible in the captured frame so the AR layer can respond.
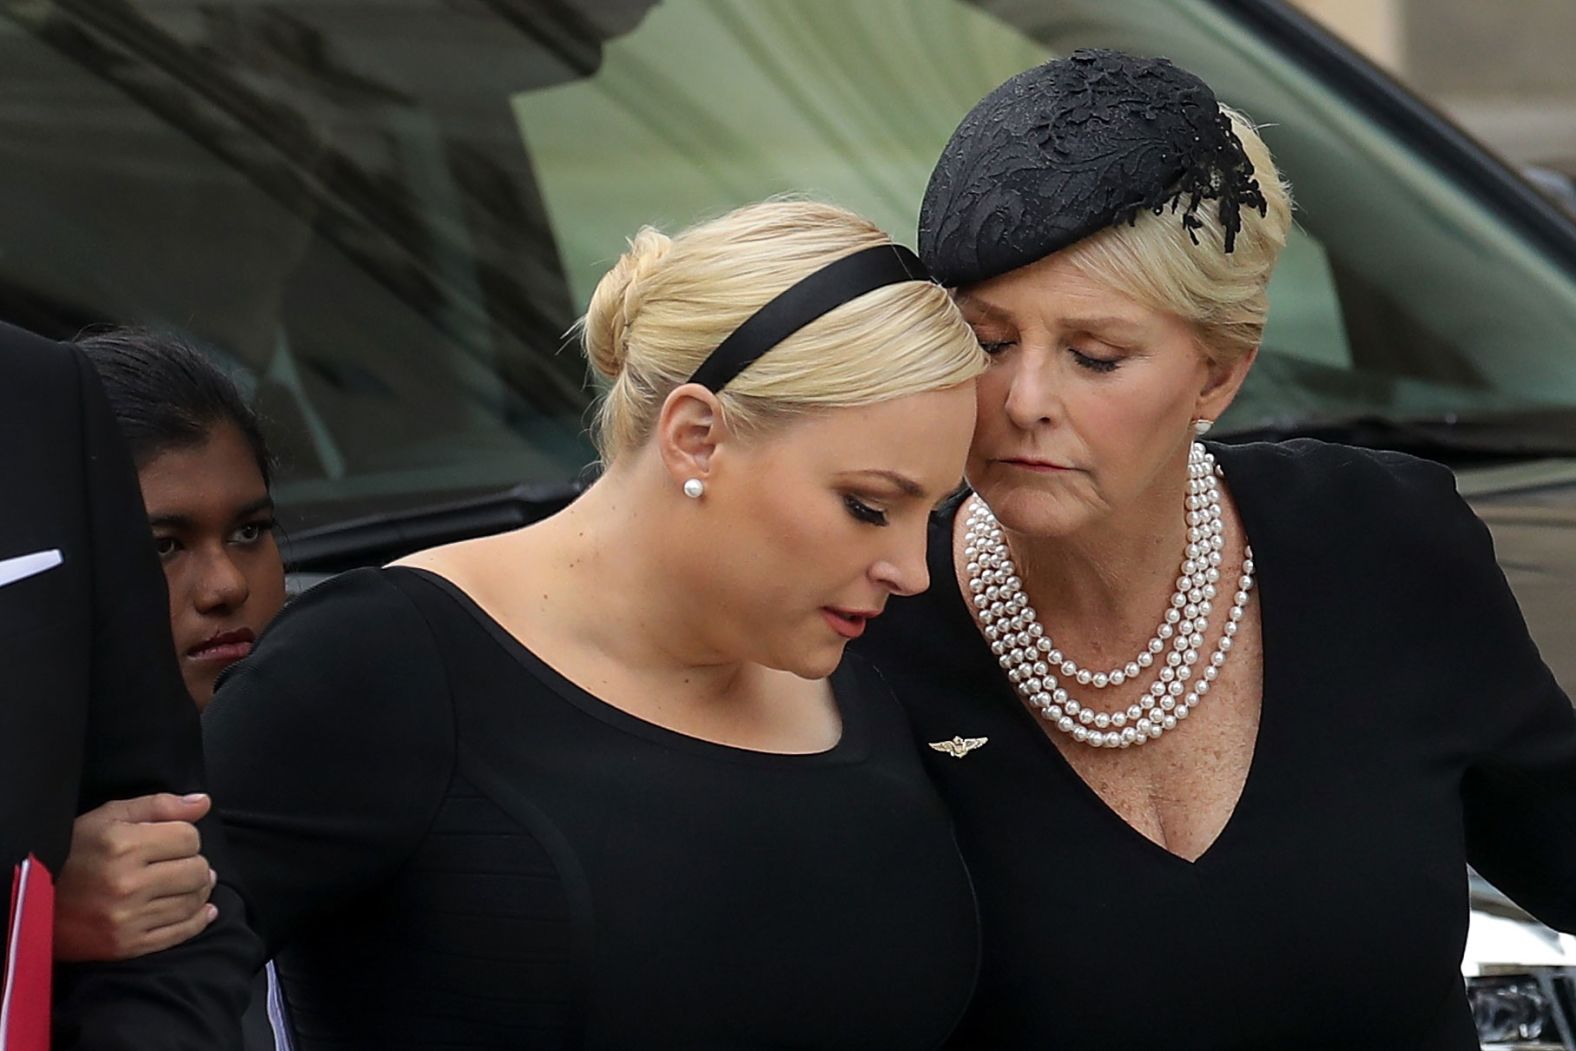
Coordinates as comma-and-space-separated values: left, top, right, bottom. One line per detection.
53, 793, 219, 962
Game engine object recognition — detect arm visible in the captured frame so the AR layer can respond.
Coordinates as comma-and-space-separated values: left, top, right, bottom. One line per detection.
1388, 453, 1576, 933
52, 346, 262, 1050
202, 569, 455, 958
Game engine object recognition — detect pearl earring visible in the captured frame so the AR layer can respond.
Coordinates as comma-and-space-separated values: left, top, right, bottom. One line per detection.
1193, 418, 1214, 436
682, 478, 705, 499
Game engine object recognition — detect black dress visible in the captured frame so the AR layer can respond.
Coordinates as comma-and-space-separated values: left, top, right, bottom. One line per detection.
202, 566, 979, 1050
854, 439, 1576, 1050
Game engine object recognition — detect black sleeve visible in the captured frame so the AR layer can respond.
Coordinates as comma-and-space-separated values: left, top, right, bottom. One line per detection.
52, 347, 263, 1051
202, 568, 456, 957
1386, 453, 1576, 933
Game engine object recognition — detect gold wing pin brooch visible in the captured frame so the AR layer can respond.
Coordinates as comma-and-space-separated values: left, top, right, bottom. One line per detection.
929, 735, 988, 759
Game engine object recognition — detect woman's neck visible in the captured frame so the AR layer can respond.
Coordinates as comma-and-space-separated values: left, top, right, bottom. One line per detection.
534, 470, 760, 706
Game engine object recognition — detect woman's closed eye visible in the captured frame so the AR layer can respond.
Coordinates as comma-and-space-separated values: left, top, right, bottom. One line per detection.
1070, 347, 1121, 373
843, 494, 889, 527
977, 338, 1016, 356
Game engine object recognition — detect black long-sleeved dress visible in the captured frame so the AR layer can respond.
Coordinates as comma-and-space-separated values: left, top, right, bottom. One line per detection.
854, 439, 1576, 1050
203, 566, 980, 1049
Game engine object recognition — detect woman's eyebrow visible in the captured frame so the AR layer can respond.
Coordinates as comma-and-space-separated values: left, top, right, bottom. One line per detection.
955, 293, 1012, 322
232, 496, 276, 521
1062, 315, 1143, 337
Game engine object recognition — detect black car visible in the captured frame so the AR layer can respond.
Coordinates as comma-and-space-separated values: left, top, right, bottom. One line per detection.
4, 2, 1574, 1045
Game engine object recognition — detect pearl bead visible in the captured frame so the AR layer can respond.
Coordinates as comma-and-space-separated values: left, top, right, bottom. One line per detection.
1076, 669, 1093, 685
1111, 712, 1127, 728
1094, 713, 1111, 729
1065, 700, 1080, 714
1058, 717, 1075, 732
1078, 709, 1095, 725
1073, 726, 1090, 742
1110, 671, 1126, 686
1162, 715, 1178, 730
1125, 662, 1141, 678
1127, 705, 1143, 720
1093, 673, 1109, 688
1175, 704, 1190, 719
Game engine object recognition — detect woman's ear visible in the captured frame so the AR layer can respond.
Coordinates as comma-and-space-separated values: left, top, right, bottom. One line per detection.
654, 382, 728, 490
1195, 345, 1258, 424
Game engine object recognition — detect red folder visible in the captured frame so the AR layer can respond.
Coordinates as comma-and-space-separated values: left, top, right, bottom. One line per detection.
1, 855, 53, 1051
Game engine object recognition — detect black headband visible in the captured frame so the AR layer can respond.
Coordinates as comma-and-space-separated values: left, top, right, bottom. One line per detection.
687, 243, 931, 393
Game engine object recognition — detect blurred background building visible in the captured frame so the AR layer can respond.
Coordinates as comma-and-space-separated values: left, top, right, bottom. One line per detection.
1290, 0, 1576, 174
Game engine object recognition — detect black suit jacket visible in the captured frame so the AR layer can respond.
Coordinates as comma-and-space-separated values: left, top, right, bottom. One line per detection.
0, 321, 258, 1048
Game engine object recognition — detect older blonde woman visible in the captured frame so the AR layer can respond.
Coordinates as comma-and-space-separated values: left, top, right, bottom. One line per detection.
202, 200, 987, 1048
856, 50, 1576, 1049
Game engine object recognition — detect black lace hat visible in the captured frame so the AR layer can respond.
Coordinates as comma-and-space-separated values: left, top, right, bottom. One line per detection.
918, 49, 1268, 287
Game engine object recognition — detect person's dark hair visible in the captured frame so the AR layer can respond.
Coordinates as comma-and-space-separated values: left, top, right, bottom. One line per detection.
77, 327, 274, 488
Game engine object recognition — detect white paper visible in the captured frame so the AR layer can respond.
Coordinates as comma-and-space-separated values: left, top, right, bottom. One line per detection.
0, 548, 63, 588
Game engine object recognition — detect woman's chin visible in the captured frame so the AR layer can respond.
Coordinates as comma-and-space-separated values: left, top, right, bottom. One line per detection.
975, 483, 1094, 539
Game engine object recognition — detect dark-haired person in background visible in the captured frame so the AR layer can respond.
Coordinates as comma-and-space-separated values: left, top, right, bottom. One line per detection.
0, 319, 257, 1049
78, 329, 285, 711
54, 328, 289, 1049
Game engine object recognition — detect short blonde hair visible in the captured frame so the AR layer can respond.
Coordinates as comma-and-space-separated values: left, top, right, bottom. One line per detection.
580, 200, 986, 463
1059, 107, 1293, 365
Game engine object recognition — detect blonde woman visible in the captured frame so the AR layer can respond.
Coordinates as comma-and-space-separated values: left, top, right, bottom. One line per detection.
856, 50, 1576, 1048
202, 200, 987, 1048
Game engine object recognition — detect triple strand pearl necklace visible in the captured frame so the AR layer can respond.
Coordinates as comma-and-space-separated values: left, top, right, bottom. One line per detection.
964, 442, 1255, 749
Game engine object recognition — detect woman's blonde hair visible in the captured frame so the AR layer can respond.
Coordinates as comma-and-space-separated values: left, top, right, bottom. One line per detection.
579, 199, 986, 463
1059, 107, 1294, 365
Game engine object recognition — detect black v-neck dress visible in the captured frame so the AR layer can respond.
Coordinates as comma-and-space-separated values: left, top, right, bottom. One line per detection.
203, 567, 979, 1049
854, 439, 1576, 1050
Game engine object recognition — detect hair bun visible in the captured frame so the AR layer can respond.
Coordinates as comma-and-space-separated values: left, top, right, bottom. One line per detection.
583, 227, 673, 380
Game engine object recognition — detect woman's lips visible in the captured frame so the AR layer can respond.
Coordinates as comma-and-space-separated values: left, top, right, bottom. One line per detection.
1000, 458, 1074, 473
822, 607, 879, 640
187, 627, 255, 664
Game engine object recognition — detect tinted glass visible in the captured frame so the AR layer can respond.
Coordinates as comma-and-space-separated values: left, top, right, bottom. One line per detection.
5, 0, 1576, 529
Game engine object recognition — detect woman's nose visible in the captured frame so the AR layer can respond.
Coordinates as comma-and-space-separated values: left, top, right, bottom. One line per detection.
193, 547, 251, 612
1000, 354, 1062, 430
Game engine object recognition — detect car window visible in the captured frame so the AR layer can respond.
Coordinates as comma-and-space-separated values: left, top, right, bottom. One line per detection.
515, 0, 1576, 432
5, 0, 1576, 529
0, 2, 601, 527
